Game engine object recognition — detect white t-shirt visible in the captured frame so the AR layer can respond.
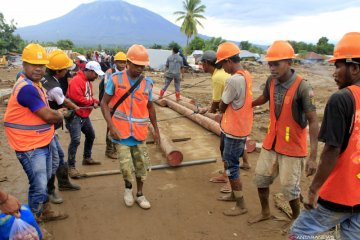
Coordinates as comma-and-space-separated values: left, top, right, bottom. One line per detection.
47, 86, 65, 105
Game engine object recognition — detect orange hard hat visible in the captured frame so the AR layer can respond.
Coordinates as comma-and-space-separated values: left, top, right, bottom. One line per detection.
46, 49, 74, 70
265, 40, 295, 62
22, 43, 49, 65
216, 42, 240, 64
328, 32, 360, 62
126, 44, 149, 66
114, 51, 127, 61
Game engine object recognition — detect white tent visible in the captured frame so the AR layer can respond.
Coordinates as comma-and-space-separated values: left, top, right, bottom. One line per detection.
147, 49, 172, 70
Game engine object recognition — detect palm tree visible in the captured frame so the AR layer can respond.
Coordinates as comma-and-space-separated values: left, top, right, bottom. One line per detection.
174, 0, 206, 46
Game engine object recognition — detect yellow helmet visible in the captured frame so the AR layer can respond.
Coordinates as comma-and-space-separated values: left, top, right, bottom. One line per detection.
114, 51, 127, 61
46, 49, 74, 70
22, 43, 49, 65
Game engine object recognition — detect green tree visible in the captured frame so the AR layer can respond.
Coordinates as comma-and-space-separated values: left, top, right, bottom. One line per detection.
187, 36, 205, 52
150, 43, 163, 49
204, 37, 226, 51
168, 41, 182, 51
239, 41, 252, 50
174, 0, 206, 46
0, 13, 25, 54
316, 37, 334, 55
56, 39, 74, 50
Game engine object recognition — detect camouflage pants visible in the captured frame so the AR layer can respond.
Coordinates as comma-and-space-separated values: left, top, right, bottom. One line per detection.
115, 142, 150, 182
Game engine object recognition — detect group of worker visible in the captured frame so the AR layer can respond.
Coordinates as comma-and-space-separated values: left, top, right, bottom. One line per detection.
1, 31, 360, 239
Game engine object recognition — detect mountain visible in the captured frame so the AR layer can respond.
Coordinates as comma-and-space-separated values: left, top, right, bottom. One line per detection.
15, 0, 189, 47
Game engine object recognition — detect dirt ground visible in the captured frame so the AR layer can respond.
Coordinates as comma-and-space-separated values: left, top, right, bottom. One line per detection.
0, 62, 337, 240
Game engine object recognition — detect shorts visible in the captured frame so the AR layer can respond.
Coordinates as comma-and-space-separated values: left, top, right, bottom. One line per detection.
254, 148, 305, 201
115, 142, 150, 182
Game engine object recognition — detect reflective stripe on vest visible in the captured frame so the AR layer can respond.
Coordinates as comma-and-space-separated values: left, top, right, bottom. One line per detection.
220, 69, 253, 137
4, 76, 54, 151
319, 85, 360, 206
110, 72, 151, 141
4, 122, 52, 130
262, 75, 307, 157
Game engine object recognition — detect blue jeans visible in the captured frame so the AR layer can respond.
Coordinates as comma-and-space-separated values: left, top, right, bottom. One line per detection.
220, 133, 246, 180
290, 203, 360, 240
66, 115, 95, 167
49, 134, 65, 175
16, 145, 52, 216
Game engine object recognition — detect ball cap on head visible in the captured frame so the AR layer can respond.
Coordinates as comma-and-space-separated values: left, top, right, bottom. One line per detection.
77, 55, 88, 62
201, 50, 217, 63
85, 61, 105, 75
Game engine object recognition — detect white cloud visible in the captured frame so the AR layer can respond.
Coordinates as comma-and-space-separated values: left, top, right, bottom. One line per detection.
1, 0, 359, 44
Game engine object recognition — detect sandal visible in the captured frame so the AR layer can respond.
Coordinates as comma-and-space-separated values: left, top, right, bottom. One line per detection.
209, 173, 229, 183
220, 182, 231, 193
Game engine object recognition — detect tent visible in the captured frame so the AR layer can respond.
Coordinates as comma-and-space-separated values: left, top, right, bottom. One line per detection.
147, 49, 172, 70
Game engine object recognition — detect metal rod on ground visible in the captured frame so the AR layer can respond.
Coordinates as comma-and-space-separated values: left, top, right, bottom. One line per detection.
149, 124, 183, 166
82, 158, 217, 178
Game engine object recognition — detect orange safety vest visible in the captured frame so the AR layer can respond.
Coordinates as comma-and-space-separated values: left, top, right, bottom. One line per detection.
262, 75, 307, 157
220, 69, 253, 138
319, 85, 360, 206
4, 77, 54, 151
109, 72, 152, 141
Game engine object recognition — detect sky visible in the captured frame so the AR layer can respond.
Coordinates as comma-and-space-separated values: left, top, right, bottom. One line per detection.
1, 0, 360, 45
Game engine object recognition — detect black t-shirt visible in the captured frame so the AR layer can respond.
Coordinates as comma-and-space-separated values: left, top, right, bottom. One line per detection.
317, 88, 360, 212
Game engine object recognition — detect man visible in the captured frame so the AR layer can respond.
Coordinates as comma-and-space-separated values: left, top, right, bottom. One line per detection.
41, 49, 82, 204
159, 46, 184, 101
202, 50, 251, 193
66, 61, 104, 178
248, 40, 318, 226
4, 43, 68, 221
101, 44, 160, 210
215, 42, 253, 216
0, 190, 21, 218
99, 51, 127, 159
290, 32, 360, 239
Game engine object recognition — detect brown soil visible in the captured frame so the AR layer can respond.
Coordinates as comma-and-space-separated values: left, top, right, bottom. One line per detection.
0, 63, 336, 240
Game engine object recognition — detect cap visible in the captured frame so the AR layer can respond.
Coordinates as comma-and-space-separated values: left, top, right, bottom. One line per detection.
77, 55, 88, 62
201, 50, 217, 63
85, 61, 105, 76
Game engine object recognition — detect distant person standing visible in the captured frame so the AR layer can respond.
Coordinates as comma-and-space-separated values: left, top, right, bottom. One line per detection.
160, 47, 184, 101
99, 51, 127, 159
290, 32, 360, 240
66, 61, 104, 179
101, 44, 160, 210
248, 41, 318, 228
4, 43, 68, 221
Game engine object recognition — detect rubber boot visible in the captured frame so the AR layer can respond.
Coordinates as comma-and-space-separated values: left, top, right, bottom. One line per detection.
223, 190, 248, 216
56, 163, 81, 191
47, 175, 63, 204
175, 92, 181, 101
105, 136, 117, 159
159, 89, 165, 99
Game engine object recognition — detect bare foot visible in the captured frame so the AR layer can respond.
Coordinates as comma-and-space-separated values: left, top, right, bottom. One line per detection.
247, 213, 272, 225
223, 206, 248, 216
